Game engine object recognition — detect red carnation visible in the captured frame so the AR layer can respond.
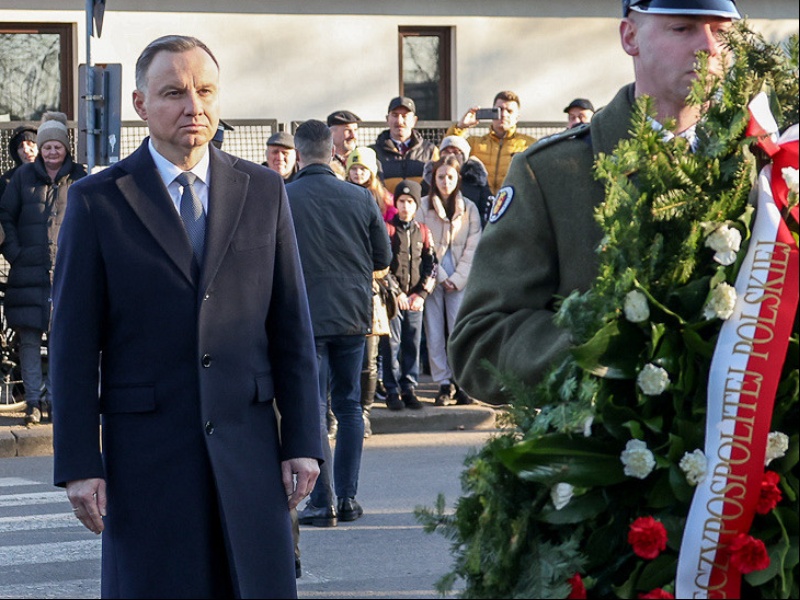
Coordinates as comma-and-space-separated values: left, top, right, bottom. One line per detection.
567, 573, 587, 599
728, 533, 770, 574
628, 516, 668, 560
756, 471, 782, 514
638, 589, 675, 599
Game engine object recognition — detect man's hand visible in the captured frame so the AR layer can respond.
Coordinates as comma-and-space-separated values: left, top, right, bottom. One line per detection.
396, 292, 410, 311
457, 106, 479, 129
282, 458, 320, 510
66, 478, 106, 534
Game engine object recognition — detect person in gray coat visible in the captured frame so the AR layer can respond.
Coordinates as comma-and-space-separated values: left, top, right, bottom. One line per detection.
287, 120, 391, 527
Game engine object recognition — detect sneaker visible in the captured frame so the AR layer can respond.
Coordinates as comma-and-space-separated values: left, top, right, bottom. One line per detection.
386, 392, 404, 411
337, 497, 364, 522
401, 391, 423, 409
434, 383, 453, 407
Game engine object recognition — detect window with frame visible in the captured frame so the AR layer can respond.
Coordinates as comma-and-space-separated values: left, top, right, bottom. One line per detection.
0, 23, 75, 121
398, 26, 452, 121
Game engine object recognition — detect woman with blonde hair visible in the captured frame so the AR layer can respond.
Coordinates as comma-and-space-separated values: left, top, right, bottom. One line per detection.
416, 154, 481, 406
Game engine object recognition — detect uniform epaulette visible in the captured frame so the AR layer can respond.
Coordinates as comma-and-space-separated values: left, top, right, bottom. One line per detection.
523, 122, 591, 157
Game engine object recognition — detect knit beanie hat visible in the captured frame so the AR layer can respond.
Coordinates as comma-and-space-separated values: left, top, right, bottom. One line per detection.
346, 146, 379, 176
439, 135, 471, 160
36, 112, 70, 150
8, 126, 38, 166
393, 179, 422, 205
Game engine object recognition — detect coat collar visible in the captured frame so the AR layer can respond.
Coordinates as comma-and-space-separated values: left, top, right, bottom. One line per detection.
116, 139, 249, 290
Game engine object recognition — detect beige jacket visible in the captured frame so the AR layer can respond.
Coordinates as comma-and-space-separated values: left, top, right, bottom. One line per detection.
416, 192, 482, 291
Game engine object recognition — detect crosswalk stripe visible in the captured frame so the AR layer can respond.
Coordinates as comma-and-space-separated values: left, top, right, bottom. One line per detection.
0, 539, 100, 567
0, 512, 81, 533
0, 491, 68, 508
0, 477, 42, 487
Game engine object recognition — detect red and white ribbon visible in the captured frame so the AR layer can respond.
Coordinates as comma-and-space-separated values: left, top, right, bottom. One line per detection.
676, 104, 798, 598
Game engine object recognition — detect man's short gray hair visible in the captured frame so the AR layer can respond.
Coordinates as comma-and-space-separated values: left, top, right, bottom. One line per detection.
135, 35, 219, 91
294, 120, 333, 164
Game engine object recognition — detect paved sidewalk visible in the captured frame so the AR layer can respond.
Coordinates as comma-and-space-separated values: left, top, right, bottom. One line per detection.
0, 375, 499, 458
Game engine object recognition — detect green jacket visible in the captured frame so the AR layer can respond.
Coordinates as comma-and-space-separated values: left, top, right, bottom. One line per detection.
448, 84, 637, 405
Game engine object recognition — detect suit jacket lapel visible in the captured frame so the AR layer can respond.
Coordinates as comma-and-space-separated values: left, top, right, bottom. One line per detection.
116, 142, 196, 285
200, 147, 249, 293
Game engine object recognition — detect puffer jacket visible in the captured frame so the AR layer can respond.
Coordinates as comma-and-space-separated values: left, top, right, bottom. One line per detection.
371, 129, 439, 192
415, 192, 482, 292
444, 125, 537, 195
385, 214, 437, 298
0, 155, 87, 330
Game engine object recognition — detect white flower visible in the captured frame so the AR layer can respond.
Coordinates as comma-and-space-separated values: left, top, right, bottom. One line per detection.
550, 483, 574, 510
583, 415, 594, 438
765, 431, 790, 466
705, 224, 742, 266
637, 363, 670, 396
624, 290, 650, 323
620, 439, 656, 479
782, 166, 799, 194
679, 449, 708, 486
703, 282, 737, 320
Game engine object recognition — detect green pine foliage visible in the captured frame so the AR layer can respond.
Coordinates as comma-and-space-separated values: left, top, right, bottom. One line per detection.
415, 22, 799, 599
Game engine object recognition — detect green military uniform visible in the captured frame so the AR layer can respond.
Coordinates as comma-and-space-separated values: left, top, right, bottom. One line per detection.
448, 84, 637, 405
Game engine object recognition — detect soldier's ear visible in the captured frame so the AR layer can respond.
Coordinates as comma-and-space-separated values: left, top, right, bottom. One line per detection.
619, 18, 641, 58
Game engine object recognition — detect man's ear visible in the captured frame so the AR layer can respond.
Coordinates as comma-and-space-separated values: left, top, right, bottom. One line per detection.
132, 90, 147, 121
620, 18, 640, 57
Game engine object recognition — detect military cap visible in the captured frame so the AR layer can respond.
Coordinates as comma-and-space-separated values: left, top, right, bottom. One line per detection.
623, 0, 740, 18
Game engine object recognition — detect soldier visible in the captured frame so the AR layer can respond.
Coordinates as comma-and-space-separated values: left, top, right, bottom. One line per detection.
448, 0, 742, 404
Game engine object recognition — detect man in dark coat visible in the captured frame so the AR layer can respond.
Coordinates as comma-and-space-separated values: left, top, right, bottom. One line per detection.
287, 120, 391, 527
371, 96, 439, 192
50, 35, 322, 598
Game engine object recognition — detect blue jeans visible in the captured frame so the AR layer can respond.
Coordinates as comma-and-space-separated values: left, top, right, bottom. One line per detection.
310, 335, 365, 507
381, 309, 423, 394
17, 327, 51, 406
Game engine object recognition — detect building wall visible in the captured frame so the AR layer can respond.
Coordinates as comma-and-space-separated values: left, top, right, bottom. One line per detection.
2, 1, 797, 123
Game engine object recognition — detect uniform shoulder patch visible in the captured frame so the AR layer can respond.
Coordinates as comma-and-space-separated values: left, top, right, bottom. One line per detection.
488, 186, 514, 224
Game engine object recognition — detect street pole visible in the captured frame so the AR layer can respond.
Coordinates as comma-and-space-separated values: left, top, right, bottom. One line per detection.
85, 0, 95, 173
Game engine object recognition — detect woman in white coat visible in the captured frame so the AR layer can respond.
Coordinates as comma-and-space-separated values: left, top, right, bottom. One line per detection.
416, 155, 482, 405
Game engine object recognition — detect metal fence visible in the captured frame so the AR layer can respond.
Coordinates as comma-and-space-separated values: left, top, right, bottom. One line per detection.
2, 119, 565, 174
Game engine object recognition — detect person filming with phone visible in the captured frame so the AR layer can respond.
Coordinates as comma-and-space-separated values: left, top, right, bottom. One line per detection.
445, 90, 537, 195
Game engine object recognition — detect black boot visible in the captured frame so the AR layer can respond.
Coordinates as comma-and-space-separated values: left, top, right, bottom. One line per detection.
361, 336, 379, 438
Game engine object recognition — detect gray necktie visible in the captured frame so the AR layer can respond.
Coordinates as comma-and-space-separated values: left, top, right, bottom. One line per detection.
175, 172, 206, 264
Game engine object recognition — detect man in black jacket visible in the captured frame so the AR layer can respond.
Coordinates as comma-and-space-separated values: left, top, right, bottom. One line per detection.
371, 96, 439, 192
287, 120, 391, 527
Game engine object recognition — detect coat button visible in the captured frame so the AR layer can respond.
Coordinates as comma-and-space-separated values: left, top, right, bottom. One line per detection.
202, 354, 212, 367
205, 421, 215, 435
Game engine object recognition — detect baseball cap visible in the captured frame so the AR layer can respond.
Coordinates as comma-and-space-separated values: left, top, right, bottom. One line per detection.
266, 131, 295, 149
388, 96, 416, 113
327, 110, 362, 127
623, 0, 740, 18
393, 179, 422, 205
564, 98, 595, 113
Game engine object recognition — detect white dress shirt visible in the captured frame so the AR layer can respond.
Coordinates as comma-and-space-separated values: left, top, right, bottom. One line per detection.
148, 139, 211, 215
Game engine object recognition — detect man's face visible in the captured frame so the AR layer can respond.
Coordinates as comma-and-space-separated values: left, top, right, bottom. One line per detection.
266, 145, 297, 178
387, 108, 417, 142
330, 123, 358, 155
621, 13, 733, 112
567, 108, 593, 128
17, 140, 38, 163
132, 47, 220, 164
492, 99, 520, 135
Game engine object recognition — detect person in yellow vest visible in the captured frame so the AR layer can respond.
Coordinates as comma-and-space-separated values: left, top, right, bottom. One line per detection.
445, 90, 537, 195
